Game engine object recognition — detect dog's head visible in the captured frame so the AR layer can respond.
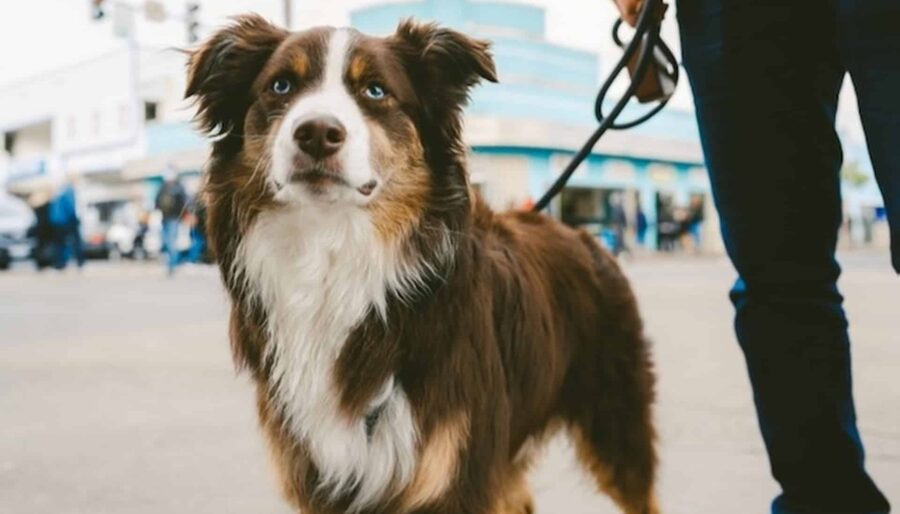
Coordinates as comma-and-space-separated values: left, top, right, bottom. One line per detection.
187, 15, 495, 225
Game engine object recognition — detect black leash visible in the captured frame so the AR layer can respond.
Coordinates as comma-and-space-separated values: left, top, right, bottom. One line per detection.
532, 0, 679, 212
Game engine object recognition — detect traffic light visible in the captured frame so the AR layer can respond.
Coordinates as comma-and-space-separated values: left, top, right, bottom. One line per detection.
91, 0, 106, 20
186, 2, 200, 43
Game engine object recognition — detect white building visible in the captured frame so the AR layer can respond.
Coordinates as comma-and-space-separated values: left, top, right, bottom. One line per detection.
0, 1, 887, 255
0, 42, 198, 208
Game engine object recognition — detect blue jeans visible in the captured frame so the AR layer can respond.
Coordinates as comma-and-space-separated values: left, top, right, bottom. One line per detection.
161, 219, 181, 274
53, 223, 84, 270
187, 228, 206, 264
677, 0, 897, 512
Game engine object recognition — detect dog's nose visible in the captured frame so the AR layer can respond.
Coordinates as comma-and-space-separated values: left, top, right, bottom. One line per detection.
294, 116, 346, 159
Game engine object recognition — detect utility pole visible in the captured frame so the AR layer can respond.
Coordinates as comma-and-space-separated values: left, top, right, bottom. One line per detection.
186, 2, 200, 43
283, 0, 292, 29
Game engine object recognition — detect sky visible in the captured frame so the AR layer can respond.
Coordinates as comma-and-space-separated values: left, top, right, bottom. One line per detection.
0, 0, 680, 87
0, 0, 865, 141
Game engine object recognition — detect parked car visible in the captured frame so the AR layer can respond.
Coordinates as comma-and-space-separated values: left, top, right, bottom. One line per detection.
106, 222, 137, 258
0, 194, 36, 270
80, 209, 112, 260
81, 201, 132, 260
96, 201, 162, 260
0, 233, 16, 269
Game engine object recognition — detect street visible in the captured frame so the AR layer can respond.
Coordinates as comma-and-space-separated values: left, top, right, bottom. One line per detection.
1, 254, 898, 514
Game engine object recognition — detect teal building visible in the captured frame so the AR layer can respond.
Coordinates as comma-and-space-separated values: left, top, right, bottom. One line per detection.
127, 0, 713, 252
352, 0, 711, 251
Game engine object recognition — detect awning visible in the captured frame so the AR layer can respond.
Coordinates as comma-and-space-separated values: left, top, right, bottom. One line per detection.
5, 173, 59, 197
121, 147, 209, 180
464, 115, 705, 164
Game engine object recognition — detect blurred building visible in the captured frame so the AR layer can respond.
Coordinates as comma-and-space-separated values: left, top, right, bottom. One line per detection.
0, 42, 202, 252
354, 0, 715, 252
0, 0, 888, 255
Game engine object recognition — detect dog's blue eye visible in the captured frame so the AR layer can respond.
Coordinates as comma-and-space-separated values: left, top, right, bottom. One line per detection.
363, 83, 386, 100
272, 78, 292, 95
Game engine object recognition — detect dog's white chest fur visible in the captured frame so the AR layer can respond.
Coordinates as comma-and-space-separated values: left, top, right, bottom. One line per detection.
237, 205, 418, 509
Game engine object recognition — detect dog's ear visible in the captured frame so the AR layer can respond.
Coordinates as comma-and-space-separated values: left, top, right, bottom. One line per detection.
391, 21, 496, 207
393, 20, 497, 108
392, 20, 497, 163
185, 14, 288, 141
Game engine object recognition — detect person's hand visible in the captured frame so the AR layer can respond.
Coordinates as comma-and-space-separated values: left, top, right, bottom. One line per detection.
612, 0, 642, 27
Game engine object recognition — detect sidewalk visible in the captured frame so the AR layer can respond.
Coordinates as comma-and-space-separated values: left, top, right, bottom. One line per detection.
0, 253, 897, 513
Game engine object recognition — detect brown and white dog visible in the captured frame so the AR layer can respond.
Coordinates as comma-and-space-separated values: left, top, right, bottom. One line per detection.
186, 14, 657, 514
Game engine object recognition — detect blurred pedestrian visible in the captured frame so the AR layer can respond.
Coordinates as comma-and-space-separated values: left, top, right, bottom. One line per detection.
186, 195, 208, 264
611, 0, 896, 512
28, 189, 56, 270
132, 209, 151, 260
635, 205, 648, 247
609, 194, 629, 256
656, 209, 679, 252
684, 196, 704, 252
48, 176, 84, 270
155, 168, 188, 276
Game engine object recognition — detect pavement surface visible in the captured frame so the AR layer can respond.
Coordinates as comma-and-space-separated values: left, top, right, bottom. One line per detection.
1, 253, 898, 514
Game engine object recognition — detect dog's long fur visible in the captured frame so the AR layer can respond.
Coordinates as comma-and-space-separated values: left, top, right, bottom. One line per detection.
187, 15, 657, 514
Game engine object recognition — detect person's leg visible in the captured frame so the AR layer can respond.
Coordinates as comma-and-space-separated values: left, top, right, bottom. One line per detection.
187, 233, 199, 264
677, 1, 890, 512
187, 228, 203, 263
71, 224, 85, 268
837, 0, 900, 273
162, 219, 179, 275
53, 226, 69, 270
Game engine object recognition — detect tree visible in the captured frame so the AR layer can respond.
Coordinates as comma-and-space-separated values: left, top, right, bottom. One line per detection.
841, 161, 870, 188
